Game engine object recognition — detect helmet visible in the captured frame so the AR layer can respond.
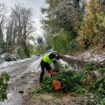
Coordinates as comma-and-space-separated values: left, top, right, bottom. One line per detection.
49, 52, 59, 60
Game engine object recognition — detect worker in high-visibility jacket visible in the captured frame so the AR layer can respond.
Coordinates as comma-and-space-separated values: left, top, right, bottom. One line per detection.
39, 52, 60, 83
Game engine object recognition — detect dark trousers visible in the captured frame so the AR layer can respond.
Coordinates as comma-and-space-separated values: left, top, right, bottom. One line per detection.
39, 60, 52, 83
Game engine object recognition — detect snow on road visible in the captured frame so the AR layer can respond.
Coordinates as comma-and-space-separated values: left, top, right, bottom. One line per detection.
0, 56, 42, 105
0, 53, 72, 105
0, 57, 33, 69
0, 56, 41, 75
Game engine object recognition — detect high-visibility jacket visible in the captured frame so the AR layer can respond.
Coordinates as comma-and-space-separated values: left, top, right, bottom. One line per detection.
42, 54, 54, 64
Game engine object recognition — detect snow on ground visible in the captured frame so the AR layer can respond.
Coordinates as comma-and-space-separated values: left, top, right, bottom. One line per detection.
1, 91, 22, 105
78, 52, 105, 62
58, 59, 74, 71
0, 56, 41, 105
65, 52, 105, 62
0, 56, 37, 69
28, 57, 42, 73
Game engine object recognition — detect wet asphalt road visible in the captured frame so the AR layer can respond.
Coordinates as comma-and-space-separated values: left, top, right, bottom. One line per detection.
0, 56, 41, 77
0, 56, 42, 105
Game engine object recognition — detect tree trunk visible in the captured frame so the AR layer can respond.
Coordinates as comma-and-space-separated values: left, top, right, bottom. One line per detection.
22, 41, 30, 57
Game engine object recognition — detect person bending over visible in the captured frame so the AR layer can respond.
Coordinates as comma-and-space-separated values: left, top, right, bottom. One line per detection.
39, 52, 60, 83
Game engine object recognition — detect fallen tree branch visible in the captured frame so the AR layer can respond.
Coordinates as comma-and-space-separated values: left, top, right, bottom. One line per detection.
60, 54, 105, 69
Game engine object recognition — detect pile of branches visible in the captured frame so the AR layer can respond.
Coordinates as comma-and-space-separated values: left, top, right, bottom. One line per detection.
41, 63, 105, 105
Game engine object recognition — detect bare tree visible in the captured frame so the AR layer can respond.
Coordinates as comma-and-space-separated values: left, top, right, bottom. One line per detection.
6, 19, 17, 52
0, 3, 6, 54
6, 5, 33, 56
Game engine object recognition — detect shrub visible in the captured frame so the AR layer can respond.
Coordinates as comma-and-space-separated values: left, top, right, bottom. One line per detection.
0, 72, 10, 101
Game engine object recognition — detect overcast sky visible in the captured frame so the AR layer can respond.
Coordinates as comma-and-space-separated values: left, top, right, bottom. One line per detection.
0, 0, 48, 37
